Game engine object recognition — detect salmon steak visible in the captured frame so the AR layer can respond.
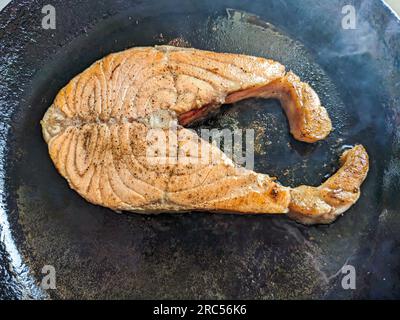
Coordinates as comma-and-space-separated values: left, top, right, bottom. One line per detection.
41, 45, 369, 224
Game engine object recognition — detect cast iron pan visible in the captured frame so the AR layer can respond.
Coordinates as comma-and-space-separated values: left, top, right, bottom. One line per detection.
0, 0, 399, 299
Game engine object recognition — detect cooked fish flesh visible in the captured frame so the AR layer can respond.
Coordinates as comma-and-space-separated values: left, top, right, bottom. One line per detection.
41, 46, 369, 224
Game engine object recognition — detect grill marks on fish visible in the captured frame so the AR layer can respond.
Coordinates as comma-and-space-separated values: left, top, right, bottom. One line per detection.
41, 46, 369, 224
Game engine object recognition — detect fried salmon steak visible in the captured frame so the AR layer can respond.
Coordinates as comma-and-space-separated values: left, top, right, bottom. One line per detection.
41, 46, 369, 224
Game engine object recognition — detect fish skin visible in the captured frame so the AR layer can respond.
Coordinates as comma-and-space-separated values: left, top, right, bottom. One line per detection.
288, 145, 369, 224
41, 46, 368, 224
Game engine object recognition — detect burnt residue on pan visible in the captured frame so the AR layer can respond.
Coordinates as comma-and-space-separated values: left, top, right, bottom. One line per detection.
1, 0, 400, 299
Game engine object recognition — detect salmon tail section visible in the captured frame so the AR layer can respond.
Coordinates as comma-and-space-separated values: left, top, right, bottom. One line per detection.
288, 145, 369, 224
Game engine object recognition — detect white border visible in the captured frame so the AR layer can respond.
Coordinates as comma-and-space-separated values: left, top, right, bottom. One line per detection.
0, 0, 11, 12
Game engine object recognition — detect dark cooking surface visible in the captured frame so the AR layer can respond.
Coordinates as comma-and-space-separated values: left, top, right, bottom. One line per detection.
0, 0, 399, 299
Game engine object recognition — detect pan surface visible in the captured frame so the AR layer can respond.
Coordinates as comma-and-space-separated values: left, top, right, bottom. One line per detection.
0, 0, 399, 299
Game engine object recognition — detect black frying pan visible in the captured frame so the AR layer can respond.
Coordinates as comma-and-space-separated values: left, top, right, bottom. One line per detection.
0, 0, 399, 299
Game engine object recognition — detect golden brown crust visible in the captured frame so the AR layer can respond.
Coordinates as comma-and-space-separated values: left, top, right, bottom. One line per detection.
288, 145, 369, 224
41, 45, 367, 224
